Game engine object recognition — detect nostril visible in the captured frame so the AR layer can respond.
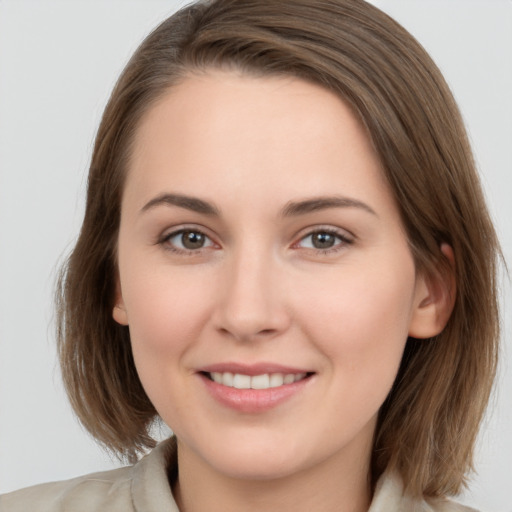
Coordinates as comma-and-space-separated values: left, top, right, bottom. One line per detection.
258, 329, 277, 336
216, 326, 278, 340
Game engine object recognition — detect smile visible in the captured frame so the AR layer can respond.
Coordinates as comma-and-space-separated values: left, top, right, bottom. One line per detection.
199, 366, 314, 413
207, 372, 308, 390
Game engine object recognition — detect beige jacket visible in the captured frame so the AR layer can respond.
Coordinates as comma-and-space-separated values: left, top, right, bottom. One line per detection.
0, 438, 478, 512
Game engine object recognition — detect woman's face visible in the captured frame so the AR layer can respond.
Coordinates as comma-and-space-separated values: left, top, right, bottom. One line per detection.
114, 71, 434, 481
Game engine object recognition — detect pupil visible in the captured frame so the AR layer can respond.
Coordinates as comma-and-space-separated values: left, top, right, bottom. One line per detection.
182, 231, 205, 249
313, 232, 335, 249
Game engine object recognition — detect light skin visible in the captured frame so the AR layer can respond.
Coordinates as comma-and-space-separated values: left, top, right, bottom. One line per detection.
113, 70, 454, 512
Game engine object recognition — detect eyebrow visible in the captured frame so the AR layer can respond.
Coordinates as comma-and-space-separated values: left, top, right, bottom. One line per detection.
140, 193, 377, 218
281, 196, 377, 217
141, 193, 220, 216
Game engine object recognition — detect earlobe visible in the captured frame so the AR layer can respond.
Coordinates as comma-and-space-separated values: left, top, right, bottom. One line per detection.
112, 278, 129, 326
113, 303, 129, 325
408, 244, 456, 339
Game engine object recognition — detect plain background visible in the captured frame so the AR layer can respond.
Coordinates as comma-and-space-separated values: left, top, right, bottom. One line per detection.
0, 1, 510, 510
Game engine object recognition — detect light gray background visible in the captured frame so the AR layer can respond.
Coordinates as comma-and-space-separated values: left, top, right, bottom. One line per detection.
0, 1, 511, 510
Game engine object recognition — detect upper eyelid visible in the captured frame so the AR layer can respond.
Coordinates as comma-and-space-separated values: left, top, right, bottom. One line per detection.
164, 228, 213, 241
293, 224, 355, 241
295, 231, 351, 247
160, 224, 214, 239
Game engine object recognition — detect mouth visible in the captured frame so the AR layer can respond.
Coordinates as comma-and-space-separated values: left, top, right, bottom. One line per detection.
201, 371, 313, 390
196, 361, 317, 414
197, 363, 315, 412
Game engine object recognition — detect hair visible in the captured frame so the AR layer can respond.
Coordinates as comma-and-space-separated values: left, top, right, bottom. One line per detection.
56, 0, 501, 500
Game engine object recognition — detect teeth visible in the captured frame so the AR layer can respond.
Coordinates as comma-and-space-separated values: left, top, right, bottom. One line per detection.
233, 373, 251, 389
208, 372, 308, 390
251, 374, 270, 389
222, 372, 233, 387
284, 374, 295, 385
269, 373, 284, 387
211, 372, 223, 384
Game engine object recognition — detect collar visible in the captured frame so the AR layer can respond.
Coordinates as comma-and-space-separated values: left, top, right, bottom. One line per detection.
129, 437, 472, 512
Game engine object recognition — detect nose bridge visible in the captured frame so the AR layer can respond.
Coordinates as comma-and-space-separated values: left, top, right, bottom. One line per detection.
214, 239, 289, 341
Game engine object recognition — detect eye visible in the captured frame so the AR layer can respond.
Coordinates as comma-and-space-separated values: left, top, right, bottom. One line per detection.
162, 229, 215, 252
296, 229, 352, 252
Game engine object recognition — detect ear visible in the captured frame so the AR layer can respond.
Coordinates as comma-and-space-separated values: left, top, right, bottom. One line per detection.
112, 274, 129, 326
408, 244, 456, 339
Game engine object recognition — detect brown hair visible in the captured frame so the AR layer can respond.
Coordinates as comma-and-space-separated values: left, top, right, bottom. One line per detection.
56, 0, 501, 499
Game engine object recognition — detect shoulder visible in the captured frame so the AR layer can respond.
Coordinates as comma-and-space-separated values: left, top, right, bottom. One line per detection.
423, 499, 479, 512
0, 466, 134, 512
426, 499, 479, 512
0, 438, 179, 512
371, 472, 480, 512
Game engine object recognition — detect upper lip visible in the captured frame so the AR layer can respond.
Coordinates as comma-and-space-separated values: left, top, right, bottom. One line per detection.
198, 362, 313, 376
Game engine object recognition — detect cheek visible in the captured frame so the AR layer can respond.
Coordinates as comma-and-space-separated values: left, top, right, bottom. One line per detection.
120, 267, 218, 424
299, 253, 416, 384
120, 264, 216, 374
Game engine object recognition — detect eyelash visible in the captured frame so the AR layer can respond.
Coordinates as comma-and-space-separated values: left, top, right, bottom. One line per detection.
294, 228, 353, 254
158, 226, 353, 256
158, 228, 216, 256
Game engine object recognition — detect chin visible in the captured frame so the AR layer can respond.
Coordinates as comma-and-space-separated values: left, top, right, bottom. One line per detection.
203, 429, 325, 481
212, 451, 306, 481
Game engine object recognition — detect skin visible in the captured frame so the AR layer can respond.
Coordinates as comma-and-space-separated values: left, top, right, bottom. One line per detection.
113, 70, 453, 512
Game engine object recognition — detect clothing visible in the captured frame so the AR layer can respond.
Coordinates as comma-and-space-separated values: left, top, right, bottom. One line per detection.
0, 437, 478, 512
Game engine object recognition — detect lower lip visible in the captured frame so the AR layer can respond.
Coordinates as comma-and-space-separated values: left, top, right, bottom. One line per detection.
199, 374, 312, 413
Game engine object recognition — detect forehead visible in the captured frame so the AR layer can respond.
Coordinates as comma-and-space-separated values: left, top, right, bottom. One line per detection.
125, 70, 392, 216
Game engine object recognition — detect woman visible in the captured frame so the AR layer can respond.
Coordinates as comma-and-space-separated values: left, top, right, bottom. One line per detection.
0, 0, 501, 510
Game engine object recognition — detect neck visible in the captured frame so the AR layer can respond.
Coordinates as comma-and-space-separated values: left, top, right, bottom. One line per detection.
173, 439, 372, 512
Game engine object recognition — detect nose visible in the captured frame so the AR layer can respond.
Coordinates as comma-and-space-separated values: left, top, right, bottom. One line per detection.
212, 247, 291, 342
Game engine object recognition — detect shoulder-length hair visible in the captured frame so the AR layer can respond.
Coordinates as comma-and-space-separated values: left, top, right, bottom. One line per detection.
57, 0, 500, 499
